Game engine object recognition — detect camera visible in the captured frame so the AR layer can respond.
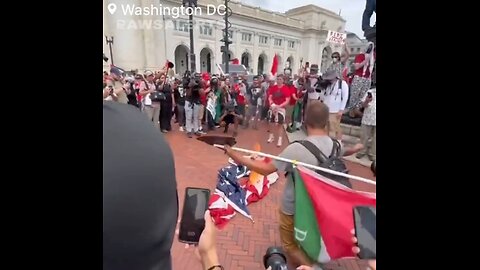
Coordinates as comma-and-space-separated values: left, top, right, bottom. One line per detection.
263, 246, 287, 270
182, 71, 201, 89
103, 53, 109, 62
315, 78, 330, 92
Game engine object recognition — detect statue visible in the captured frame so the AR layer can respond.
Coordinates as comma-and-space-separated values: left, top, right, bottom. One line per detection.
362, 0, 376, 45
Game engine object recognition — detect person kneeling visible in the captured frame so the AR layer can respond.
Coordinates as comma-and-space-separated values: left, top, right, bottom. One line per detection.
218, 104, 241, 137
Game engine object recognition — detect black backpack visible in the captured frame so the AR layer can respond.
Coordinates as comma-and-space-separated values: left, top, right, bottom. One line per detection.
294, 139, 352, 188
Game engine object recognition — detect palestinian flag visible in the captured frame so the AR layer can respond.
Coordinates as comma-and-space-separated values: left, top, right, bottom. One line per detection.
293, 166, 376, 263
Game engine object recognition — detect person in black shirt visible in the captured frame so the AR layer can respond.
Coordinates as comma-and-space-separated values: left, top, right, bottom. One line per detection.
173, 78, 186, 132
125, 78, 139, 108
158, 74, 174, 132
244, 76, 264, 129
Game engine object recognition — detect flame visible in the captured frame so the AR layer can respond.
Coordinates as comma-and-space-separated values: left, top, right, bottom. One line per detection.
249, 143, 263, 185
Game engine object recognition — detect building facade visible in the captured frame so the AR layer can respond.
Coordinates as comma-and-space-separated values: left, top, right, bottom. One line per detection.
103, 0, 346, 75
345, 31, 368, 64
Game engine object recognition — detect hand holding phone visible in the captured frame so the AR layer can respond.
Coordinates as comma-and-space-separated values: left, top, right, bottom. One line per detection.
179, 187, 211, 244
353, 206, 376, 259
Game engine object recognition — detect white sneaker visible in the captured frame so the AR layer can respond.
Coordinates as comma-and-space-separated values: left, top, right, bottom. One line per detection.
179, 126, 184, 132
267, 133, 274, 143
277, 136, 282, 147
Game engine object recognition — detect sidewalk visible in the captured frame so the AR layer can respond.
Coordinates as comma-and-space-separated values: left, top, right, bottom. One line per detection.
283, 124, 373, 167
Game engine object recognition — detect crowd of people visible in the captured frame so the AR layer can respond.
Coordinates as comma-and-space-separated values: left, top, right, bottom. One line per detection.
103, 39, 376, 270
103, 41, 375, 155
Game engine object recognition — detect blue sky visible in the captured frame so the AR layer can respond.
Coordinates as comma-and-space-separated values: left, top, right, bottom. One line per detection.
240, 0, 375, 38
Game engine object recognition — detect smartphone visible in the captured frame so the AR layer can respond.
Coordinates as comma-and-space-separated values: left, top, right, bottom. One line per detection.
367, 92, 372, 98
178, 187, 211, 244
353, 206, 376, 259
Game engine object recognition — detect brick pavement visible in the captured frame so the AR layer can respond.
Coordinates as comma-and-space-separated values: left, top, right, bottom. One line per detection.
164, 121, 376, 270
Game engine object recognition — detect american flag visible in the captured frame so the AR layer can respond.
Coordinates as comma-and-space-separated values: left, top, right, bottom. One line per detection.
209, 157, 279, 227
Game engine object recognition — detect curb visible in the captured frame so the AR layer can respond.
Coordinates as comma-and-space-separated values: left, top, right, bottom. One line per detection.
341, 124, 361, 138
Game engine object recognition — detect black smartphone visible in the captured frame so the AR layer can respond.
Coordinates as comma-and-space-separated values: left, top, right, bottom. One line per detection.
178, 187, 211, 244
353, 206, 376, 259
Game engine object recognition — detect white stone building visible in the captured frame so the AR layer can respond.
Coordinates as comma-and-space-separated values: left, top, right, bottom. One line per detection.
103, 0, 347, 75
345, 31, 368, 64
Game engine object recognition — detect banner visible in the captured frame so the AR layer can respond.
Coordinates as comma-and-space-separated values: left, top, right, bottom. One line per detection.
326, 30, 347, 45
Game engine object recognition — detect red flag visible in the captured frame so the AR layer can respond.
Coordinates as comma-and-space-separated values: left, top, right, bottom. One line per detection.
230, 58, 240, 65
294, 166, 376, 262
271, 54, 279, 75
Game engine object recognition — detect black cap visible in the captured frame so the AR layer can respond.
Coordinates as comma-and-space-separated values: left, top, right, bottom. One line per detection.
103, 102, 178, 270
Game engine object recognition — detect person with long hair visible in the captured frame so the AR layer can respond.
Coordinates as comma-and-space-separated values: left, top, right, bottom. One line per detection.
346, 42, 375, 118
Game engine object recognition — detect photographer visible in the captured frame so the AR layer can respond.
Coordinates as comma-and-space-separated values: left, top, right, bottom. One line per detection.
318, 70, 349, 141
184, 74, 203, 138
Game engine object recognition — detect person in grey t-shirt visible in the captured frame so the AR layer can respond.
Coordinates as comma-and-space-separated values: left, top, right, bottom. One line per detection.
224, 100, 363, 267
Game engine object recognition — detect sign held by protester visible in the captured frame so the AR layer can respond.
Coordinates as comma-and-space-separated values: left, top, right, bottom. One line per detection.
326, 30, 346, 45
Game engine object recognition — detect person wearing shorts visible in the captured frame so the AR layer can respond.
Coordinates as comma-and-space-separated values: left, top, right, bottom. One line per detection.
266, 75, 291, 147
318, 70, 349, 141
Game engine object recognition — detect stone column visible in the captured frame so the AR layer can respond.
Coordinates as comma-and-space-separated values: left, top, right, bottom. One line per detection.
252, 31, 258, 75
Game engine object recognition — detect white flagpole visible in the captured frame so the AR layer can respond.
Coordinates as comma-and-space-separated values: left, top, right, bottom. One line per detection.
214, 144, 376, 186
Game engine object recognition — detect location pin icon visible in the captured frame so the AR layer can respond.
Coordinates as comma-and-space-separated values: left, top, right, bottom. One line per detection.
107, 3, 117, 15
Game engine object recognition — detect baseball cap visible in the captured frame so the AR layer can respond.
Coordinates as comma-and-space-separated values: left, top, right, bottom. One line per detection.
144, 70, 154, 77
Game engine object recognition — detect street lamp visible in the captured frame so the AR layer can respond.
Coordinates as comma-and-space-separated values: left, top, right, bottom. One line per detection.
220, 0, 232, 74
105, 36, 114, 65
182, 0, 197, 73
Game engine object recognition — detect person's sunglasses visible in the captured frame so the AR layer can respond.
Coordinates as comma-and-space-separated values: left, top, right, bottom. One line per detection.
332, 56, 339, 59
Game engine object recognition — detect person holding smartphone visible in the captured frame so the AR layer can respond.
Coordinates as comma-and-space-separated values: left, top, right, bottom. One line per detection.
297, 232, 376, 270
356, 88, 376, 161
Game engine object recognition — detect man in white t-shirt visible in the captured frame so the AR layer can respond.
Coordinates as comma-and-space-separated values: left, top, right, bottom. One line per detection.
319, 70, 349, 141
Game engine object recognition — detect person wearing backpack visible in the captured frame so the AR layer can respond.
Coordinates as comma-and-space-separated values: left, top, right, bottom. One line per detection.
319, 70, 349, 141
224, 101, 363, 268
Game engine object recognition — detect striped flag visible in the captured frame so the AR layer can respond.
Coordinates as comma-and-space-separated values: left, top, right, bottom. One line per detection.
293, 166, 376, 263
208, 194, 235, 229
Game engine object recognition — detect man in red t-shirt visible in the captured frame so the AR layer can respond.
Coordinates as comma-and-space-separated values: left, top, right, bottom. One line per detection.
267, 75, 291, 147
